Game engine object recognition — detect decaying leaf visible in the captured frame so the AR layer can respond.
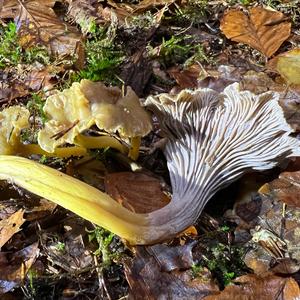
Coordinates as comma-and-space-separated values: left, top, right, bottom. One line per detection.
106, 0, 174, 20
237, 172, 300, 275
168, 64, 202, 89
0, 0, 83, 58
0, 209, 25, 249
0, 242, 39, 294
66, 0, 103, 34
260, 171, 300, 207
268, 48, 300, 85
25, 199, 57, 221
203, 274, 300, 300
125, 244, 219, 300
105, 172, 170, 213
220, 7, 291, 57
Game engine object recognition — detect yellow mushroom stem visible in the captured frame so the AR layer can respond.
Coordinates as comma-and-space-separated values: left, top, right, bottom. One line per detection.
128, 136, 141, 161
0, 155, 154, 244
19, 143, 87, 158
74, 135, 127, 154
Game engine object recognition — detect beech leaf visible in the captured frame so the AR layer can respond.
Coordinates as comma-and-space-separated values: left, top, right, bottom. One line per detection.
220, 7, 291, 57
0, 0, 83, 57
259, 171, 300, 208
0, 209, 25, 249
105, 172, 170, 213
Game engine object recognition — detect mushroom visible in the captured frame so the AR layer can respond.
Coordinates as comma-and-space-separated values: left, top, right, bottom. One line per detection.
38, 80, 152, 159
0, 106, 30, 155
0, 83, 299, 244
0, 105, 87, 158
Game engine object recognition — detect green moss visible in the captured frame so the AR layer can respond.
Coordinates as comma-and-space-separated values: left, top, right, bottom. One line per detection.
0, 22, 22, 68
76, 26, 124, 84
201, 241, 248, 287
148, 35, 213, 67
87, 226, 119, 267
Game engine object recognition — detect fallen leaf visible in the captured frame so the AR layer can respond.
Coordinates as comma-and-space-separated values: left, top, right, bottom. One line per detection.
105, 172, 170, 213
66, 0, 99, 34
125, 245, 219, 300
0, 81, 29, 102
25, 199, 56, 221
203, 274, 300, 300
107, 0, 174, 17
268, 48, 300, 85
168, 64, 202, 89
121, 51, 153, 97
260, 171, 300, 207
220, 7, 291, 57
0, 242, 39, 294
24, 68, 56, 92
146, 242, 197, 272
0, 0, 83, 58
0, 209, 25, 249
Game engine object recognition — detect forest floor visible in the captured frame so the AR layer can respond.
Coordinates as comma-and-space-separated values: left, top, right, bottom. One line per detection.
0, 0, 300, 299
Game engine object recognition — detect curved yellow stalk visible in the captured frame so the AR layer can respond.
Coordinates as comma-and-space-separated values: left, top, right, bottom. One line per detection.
74, 135, 127, 154
0, 155, 150, 244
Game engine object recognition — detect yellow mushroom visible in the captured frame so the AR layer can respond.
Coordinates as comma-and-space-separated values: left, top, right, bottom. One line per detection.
37, 80, 152, 159
0, 105, 86, 158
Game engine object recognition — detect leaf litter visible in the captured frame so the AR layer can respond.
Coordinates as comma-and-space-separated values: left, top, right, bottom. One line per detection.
0, 0, 300, 299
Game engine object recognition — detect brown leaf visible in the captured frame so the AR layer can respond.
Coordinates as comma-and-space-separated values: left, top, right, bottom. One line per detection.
0, 209, 25, 249
125, 245, 219, 300
260, 171, 300, 207
204, 274, 300, 300
146, 242, 196, 272
25, 199, 56, 221
220, 7, 291, 57
107, 0, 174, 17
0, 0, 83, 58
168, 64, 202, 89
24, 68, 56, 92
66, 0, 98, 34
121, 51, 153, 97
105, 172, 170, 213
0, 242, 39, 294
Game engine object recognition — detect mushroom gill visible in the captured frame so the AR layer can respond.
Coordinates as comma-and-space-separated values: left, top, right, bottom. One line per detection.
0, 83, 298, 244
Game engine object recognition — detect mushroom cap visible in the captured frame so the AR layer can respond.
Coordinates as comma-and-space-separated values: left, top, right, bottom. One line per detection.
38, 82, 93, 153
80, 79, 152, 138
0, 106, 30, 155
143, 83, 300, 242
38, 80, 152, 152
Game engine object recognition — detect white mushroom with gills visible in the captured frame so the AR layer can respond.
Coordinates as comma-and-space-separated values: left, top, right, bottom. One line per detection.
0, 83, 299, 244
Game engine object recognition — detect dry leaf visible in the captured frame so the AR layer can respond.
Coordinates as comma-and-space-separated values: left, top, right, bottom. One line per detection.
168, 64, 202, 89
25, 199, 57, 221
204, 274, 300, 300
66, 0, 99, 34
0, 242, 39, 294
220, 7, 291, 57
125, 245, 219, 300
268, 48, 300, 85
105, 172, 170, 213
0, 209, 25, 249
0, 0, 83, 58
260, 171, 300, 207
